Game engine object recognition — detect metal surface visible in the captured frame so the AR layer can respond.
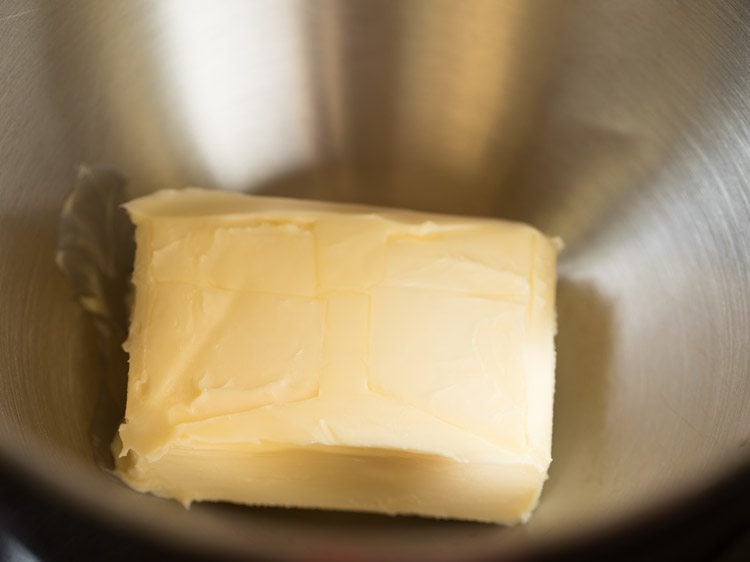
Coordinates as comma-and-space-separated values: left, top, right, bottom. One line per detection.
1, 0, 749, 559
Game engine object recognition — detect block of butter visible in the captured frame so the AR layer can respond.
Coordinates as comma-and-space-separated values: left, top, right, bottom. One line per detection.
114, 188, 560, 524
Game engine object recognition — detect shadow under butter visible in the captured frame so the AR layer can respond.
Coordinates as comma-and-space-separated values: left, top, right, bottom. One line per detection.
532, 278, 614, 528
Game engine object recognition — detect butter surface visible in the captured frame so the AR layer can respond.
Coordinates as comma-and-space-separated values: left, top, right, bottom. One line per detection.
115, 189, 560, 524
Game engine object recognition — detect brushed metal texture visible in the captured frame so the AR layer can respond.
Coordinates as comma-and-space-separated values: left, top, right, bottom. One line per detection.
1, 1, 749, 559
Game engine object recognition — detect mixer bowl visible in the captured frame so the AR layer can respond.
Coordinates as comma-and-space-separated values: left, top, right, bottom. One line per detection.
1, 1, 749, 559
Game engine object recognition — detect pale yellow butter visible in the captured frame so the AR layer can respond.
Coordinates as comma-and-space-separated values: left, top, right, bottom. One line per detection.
114, 188, 560, 524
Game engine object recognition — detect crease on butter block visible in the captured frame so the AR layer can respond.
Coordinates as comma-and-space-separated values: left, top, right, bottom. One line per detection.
113, 188, 560, 524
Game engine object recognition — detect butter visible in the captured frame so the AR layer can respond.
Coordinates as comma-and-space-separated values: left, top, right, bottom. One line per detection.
114, 188, 560, 524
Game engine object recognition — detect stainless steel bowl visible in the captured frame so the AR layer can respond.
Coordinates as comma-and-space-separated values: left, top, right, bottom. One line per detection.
1, 1, 749, 559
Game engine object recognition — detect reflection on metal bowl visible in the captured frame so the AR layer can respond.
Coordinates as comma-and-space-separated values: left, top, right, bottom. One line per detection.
1, 1, 749, 559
